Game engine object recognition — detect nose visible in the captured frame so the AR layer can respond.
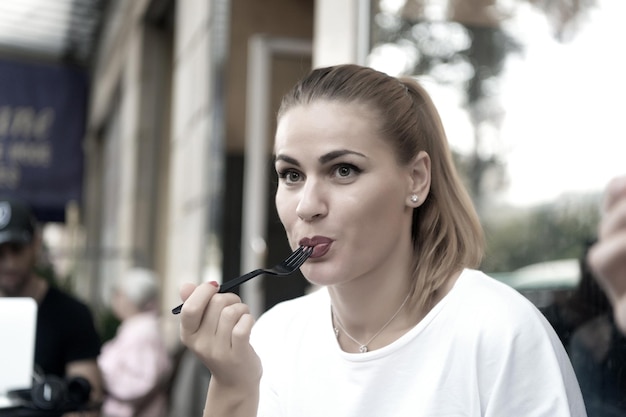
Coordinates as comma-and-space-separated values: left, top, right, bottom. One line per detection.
295, 180, 328, 221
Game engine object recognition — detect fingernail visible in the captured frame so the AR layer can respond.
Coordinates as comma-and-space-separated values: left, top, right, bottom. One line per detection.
209, 281, 219, 288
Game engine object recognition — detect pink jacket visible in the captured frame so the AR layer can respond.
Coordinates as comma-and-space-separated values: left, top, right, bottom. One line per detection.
98, 312, 172, 417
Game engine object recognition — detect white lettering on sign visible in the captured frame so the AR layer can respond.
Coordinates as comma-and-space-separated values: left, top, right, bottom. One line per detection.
0, 164, 20, 188
0, 106, 57, 190
8, 142, 51, 167
0, 106, 55, 140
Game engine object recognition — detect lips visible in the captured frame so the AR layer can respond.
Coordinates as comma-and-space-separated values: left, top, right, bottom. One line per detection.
299, 236, 333, 259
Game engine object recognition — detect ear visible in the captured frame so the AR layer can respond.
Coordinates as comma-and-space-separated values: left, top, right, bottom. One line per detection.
406, 151, 431, 207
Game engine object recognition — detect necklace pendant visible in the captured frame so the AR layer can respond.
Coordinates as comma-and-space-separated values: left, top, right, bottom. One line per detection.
359, 345, 368, 353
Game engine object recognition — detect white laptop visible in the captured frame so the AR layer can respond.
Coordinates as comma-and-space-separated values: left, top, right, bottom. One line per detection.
0, 297, 37, 408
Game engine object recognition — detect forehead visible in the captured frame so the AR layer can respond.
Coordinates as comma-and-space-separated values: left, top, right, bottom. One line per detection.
274, 100, 389, 156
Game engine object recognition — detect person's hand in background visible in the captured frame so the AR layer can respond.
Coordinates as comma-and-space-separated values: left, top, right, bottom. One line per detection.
588, 175, 626, 333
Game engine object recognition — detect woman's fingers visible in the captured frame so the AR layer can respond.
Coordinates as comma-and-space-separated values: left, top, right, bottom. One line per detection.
215, 302, 252, 347
179, 282, 199, 302
178, 283, 249, 351
179, 282, 220, 334
176, 282, 262, 387
231, 313, 257, 355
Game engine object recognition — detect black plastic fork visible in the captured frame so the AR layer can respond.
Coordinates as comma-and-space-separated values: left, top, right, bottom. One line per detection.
171, 245, 313, 314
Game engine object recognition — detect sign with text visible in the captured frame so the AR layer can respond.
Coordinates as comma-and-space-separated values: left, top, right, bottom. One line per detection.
0, 58, 88, 222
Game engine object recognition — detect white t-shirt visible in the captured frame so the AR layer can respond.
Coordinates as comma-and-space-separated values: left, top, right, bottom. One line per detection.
250, 269, 587, 417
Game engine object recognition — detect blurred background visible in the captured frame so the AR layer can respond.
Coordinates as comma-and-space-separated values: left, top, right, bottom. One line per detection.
1, 0, 624, 412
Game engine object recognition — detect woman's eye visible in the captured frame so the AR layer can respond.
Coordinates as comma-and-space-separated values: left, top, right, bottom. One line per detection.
338, 166, 351, 176
287, 171, 301, 182
278, 169, 301, 183
333, 164, 360, 178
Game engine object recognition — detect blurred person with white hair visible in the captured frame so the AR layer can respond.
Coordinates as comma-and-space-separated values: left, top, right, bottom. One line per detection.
98, 268, 173, 417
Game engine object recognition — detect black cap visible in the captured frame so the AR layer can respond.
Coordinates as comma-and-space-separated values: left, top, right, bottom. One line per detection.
0, 197, 36, 245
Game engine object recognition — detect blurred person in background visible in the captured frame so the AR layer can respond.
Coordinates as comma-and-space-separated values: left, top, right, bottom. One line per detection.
542, 240, 626, 417
0, 196, 103, 415
588, 175, 626, 334
98, 267, 172, 417
541, 240, 612, 352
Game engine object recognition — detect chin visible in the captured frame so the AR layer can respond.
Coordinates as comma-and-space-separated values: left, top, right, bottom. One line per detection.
300, 264, 343, 287
0, 280, 22, 296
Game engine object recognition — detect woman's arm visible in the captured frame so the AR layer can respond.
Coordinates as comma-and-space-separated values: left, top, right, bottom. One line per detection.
203, 376, 260, 417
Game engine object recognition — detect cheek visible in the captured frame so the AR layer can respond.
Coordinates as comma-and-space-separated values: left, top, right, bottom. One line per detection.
359, 182, 405, 217
111, 293, 130, 315
11, 249, 30, 262
349, 189, 407, 238
14, 252, 35, 271
275, 189, 295, 226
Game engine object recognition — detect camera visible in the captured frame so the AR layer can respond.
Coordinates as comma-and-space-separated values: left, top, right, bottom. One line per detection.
2, 375, 92, 417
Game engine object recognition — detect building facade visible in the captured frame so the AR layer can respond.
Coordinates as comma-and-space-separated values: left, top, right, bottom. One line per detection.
80, 0, 363, 347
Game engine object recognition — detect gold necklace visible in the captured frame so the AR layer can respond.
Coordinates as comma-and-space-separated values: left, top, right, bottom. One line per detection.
332, 293, 411, 353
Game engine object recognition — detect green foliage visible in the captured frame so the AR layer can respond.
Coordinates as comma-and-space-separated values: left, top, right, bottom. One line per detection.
99, 308, 121, 344
481, 196, 601, 273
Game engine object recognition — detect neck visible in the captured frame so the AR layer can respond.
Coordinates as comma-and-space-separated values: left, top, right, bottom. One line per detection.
328, 270, 463, 353
328, 265, 418, 330
328, 234, 416, 332
330, 284, 421, 354
332, 292, 412, 352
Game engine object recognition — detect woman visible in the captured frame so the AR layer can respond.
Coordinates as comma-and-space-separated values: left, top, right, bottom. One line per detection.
178, 64, 586, 416
99, 268, 172, 417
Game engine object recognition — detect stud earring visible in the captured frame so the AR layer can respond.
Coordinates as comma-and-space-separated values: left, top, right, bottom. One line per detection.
410, 194, 419, 203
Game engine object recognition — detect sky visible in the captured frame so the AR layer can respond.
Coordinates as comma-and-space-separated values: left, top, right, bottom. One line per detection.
496, 0, 626, 206
372, 0, 626, 208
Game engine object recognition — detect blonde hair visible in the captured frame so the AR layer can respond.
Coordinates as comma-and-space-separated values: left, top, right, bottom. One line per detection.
278, 64, 484, 309
116, 268, 159, 311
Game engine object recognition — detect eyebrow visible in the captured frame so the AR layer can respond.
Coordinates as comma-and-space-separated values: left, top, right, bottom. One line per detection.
274, 149, 367, 166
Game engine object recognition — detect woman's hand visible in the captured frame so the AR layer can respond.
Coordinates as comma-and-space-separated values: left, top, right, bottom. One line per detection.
178, 282, 262, 389
588, 175, 626, 333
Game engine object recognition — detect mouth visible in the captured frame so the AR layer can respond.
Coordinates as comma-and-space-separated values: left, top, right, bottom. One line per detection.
298, 236, 333, 259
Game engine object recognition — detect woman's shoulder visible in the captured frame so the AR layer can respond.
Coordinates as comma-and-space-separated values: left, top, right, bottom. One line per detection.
455, 269, 537, 311
448, 269, 559, 342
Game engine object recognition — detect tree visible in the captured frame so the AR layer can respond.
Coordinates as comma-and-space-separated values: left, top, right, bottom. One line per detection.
369, 0, 597, 211
481, 193, 601, 272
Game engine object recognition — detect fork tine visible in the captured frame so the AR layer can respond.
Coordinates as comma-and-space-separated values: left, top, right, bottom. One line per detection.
283, 246, 305, 265
288, 246, 313, 267
300, 246, 314, 263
